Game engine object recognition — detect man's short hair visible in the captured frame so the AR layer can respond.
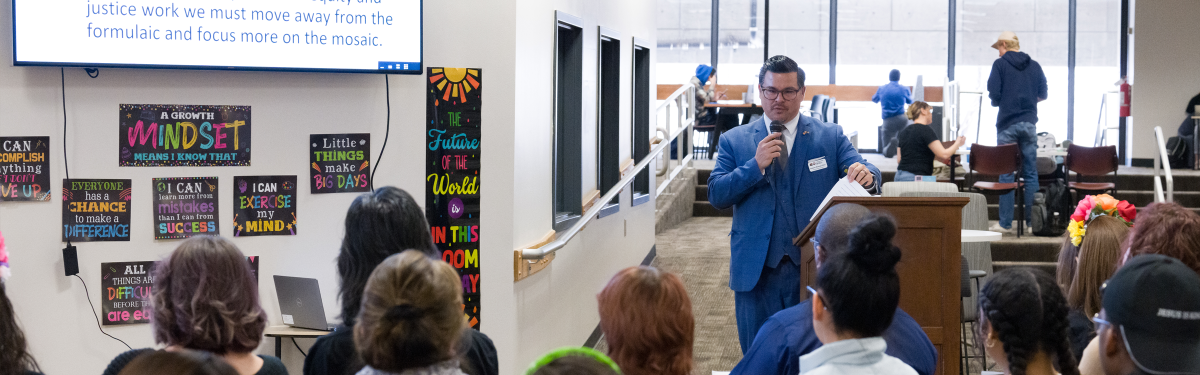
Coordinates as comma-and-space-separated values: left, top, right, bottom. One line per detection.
815, 203, 872, 257
758, 55, 806, 89
889, 69, 900, 82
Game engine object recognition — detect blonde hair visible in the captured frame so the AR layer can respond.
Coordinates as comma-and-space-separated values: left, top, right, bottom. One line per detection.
353, 250, 465, 372
1003, 39, 1020, 51
906, 101, 931, 121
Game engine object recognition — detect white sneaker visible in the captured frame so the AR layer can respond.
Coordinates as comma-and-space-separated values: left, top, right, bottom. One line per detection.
989, 223, 1011, 233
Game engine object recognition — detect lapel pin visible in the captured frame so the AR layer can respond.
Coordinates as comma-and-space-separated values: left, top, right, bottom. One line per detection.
803, 131, 810, 136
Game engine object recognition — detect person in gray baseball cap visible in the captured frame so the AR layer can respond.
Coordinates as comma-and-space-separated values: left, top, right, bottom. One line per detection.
1094, 254, 1200, 375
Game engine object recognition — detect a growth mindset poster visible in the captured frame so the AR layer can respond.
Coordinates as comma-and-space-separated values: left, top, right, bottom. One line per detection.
63, 179, 132, 242
233, 175, 296, 237
310, 133, 370, 194
119, 104, 251, 166
152, 177, 219, 239
425, 67, 482, 329
0, 136, 51, 201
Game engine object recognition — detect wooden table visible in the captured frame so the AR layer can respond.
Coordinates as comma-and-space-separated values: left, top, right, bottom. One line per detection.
263, 325, 334, 358
961, 229, 1003, 242
705, 102, 763, 125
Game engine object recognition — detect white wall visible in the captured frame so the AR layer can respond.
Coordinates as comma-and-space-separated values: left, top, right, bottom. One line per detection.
1129, 0, 1200, 161
0, 0, 519, 373
508, 0, 658, 373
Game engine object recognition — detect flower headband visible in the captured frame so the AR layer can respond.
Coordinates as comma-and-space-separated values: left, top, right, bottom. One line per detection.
524, 347, 622, 375
0, 230, 9, 283
1067, 194, 1135, 246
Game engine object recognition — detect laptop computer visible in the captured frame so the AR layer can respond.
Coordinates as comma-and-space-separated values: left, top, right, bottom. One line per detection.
273, 275, 336, 331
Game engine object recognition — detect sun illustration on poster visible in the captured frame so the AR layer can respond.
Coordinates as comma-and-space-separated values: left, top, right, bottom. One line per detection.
429, 68, 480, 105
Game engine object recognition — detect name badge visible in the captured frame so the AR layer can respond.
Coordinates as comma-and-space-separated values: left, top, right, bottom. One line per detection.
808, 157, 828, 172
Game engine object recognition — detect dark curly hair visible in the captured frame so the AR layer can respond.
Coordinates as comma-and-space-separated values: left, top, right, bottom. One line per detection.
152, 236, 266, 355
816, 214, 903, 338
337, 186, 437, 326
978, 268, 1079, 375
0, 284, 40, 375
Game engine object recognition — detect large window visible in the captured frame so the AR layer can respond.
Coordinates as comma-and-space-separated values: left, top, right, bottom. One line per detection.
767, 0, 829, 85
715, 0, 767, 86
554, 11, 584, 231
656, 0, 714, 85
1074, 0, 1121, 146
955, 0, 1069, 146
632, 40, 652, 206
597, 28, 622, 218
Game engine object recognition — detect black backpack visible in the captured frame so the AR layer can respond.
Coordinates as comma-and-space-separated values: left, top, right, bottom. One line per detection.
1031, 180, 1073, 237
1167, 136, 1190, 169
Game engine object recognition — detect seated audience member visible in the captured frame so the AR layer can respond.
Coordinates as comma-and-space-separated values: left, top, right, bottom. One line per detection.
0, 232, 44, 375
1078, 201, 1200, 374
597, 266, 693, 375
801, 214, 916, 374
103, 236, 286, 375
305, 187, 497, 375
524, 347, 621, 375
118, 350, 238, 375
1093, 254, 1200, 375
978, 268, 1079, 375
894, 101, 965, 181
1055, 236, 1079, 293
354, 251, 468, 375
1064, 214, 1130, 360
732, 204, 936, 375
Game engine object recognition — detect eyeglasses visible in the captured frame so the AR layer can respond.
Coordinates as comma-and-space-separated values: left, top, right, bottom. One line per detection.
761, 88, 801, 101
810, 237, 819, 249
807, 285, 828, 309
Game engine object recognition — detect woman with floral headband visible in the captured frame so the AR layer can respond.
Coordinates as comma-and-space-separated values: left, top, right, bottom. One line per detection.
1060, 195, 1134, 360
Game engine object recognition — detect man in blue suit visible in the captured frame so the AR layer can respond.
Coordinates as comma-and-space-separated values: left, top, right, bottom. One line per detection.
708, 55, 881, 352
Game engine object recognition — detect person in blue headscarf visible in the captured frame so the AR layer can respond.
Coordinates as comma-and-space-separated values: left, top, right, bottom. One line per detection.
693, 64, 718, 119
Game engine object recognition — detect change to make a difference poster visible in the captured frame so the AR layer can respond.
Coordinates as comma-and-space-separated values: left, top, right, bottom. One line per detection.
426, 67, 482, 330
63, 179, 132, 242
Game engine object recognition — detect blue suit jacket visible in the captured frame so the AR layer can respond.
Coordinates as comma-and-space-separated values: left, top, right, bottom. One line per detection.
730, 301, 938, 375
708, 115, 880, 292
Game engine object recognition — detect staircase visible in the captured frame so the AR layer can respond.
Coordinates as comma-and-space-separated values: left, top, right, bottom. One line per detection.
693, 168, 1200, 275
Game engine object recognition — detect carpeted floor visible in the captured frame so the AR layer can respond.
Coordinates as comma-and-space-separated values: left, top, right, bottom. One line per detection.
598, 215, 998, 374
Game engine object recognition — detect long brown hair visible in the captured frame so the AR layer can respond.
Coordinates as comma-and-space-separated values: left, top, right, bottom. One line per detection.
354, 250, 464, 372
1067, 216, 1129, 317
152, 236, 266, 354
597, 266, 694, 375
1055, 236, 1080, 293
1124, 202, 1200, 275
0, 284, 40, 375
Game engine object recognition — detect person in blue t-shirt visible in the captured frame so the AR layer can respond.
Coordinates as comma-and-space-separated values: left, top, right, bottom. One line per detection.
873, 69, 913, 158
730, 203, 937, 375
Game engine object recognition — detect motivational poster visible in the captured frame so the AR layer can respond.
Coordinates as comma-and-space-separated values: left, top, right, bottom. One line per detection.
0, 136, 51, 201
101, 257, 259, 326
310, 134, 371, 194
119, 104, 252, 166
233, 175, 296, 237
426, 67, 482, 329
152, 177, 219, 240
101, 261, 156, 325
63, 179, 132, 242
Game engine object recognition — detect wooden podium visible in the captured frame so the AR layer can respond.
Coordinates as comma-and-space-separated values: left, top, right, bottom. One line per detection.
794, 197, 969, 375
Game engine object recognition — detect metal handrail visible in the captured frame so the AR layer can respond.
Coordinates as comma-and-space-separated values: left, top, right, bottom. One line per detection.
520, 85, 696, 261
1153, 126, 1174, 203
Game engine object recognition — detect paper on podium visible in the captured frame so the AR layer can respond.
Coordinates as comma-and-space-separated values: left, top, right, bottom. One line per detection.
811, 178, 872, 221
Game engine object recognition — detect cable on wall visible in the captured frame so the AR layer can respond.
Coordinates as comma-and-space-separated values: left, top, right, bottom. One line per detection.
370, 74, 391, 192
74, 275, 132, 350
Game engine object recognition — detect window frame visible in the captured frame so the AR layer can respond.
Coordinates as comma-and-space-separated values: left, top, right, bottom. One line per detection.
553, 10, 585, 231
596, 26, 622, 219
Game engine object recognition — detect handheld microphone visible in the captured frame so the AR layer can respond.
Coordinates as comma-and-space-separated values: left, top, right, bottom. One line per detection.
769, 121, 786, 169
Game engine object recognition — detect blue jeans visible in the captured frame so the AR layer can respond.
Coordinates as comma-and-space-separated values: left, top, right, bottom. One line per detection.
997, 122, 1038, 229
894, 170, 917, 182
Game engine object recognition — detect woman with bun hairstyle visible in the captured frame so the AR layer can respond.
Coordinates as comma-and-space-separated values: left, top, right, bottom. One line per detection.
801, 214, 916, 374
894, 101, 965, 181
354, 250, 468, 375
978, 268, 1079, 375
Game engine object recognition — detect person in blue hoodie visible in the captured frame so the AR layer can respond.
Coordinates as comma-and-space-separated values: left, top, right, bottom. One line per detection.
729, 203, 936, 375
987, 31, 1047, 234
873, 69, 913, 158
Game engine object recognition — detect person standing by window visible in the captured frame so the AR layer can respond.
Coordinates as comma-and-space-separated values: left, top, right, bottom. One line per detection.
873, 69, 913, 158
987, 31, 1048, 234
